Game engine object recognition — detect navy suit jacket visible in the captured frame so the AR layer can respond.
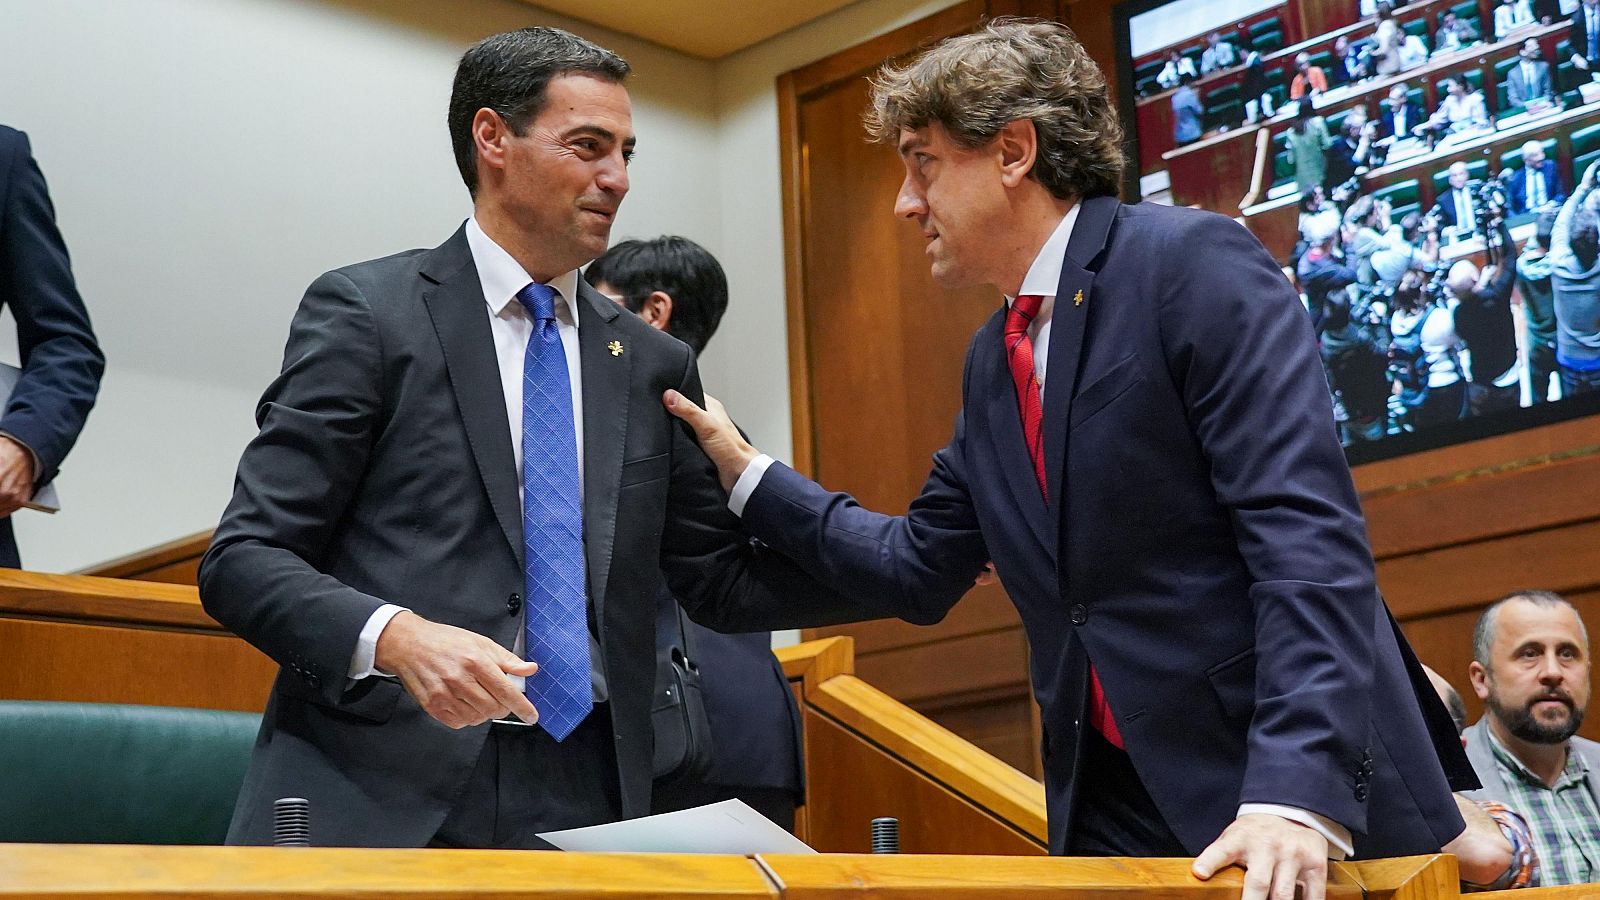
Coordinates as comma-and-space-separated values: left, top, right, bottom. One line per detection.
1379, 102, 1425, 140
740, 197, 1474, 856
655, 586, 802, 793
0, 127, 104, 565
1508, 159, 1565, 213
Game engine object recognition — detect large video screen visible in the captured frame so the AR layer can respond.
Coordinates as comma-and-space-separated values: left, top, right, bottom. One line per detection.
1112, 0, 1600, 463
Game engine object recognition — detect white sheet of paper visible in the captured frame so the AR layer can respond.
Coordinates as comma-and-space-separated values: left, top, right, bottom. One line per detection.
537, 799, 816, 854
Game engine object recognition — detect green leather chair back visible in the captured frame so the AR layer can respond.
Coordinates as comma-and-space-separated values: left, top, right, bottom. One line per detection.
0, 701, 259, 844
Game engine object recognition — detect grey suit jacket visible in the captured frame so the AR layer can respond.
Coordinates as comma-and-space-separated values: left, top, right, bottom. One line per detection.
1461, 718, 1600, 805
200, 227, 884, 847
1507, 60, 1553, 107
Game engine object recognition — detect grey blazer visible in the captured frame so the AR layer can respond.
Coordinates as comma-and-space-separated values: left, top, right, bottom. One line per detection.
1461, 718, 1600, 805
200, 226, 887, 847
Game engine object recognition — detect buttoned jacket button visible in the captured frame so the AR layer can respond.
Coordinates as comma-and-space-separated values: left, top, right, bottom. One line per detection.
507, 592, 522, 615
1069, 603, 1088, 626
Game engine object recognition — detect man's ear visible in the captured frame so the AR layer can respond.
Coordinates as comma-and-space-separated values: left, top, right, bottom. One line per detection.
995, 119, 1039, 189
640, 291, 673, 332
1468, 661, 1491, 702
472, 108, 512, 185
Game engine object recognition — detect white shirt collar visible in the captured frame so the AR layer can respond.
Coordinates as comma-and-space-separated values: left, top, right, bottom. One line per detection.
465, 216, 582, 327
1010, 203, 1084, 302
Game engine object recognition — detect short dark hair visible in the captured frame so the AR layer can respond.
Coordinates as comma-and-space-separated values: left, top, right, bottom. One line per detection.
448, 27, 630, 197
584, 237, 729, 355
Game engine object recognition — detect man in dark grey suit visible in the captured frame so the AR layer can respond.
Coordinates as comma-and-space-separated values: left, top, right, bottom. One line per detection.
1506, 39, 1554, 108
200, 27, 874, 849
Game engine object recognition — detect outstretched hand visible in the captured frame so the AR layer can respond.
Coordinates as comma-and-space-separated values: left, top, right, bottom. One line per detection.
664, 389, 760, 494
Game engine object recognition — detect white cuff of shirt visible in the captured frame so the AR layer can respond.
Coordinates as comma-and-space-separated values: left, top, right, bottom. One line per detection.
1237, 803, 1353, 859
348, 603, 409, 679
727, 453, 775, 516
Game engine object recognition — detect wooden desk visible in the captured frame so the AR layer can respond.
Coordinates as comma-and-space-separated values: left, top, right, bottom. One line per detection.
0, 844, 1463, 899
1162, 21, 1569, 214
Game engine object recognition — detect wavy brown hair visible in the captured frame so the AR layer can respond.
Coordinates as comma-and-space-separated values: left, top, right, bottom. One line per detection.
864, 18, 1124, 200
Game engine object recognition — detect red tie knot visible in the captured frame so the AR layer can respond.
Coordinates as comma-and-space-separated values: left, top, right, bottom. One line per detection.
1007, 294, 1045, 335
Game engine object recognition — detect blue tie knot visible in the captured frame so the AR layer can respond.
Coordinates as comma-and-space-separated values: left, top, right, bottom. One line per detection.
517, 282, 558, 324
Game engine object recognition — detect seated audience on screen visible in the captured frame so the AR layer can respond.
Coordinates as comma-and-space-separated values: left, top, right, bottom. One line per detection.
1241, 50, 1277, 122
1508, 39, 1556, 108
1464, 591, 1600, 886
1509, 140, 1566, 214
1382, 83, 1426, 138
1435, 10, 1482, 54
1400, 29, 1432, 68
1495, 0, 1538, 38
1550, 162, 1600, 394
1516, 210, 1563, 402
1172, 71, 1203, 144
1290, 51, 1330, 99
1423, 666, 1542, 891
1330, 35, 1369, 85
1287, 101, 1333, 193
1439, 160, 1484, 235
1157, 49, 1198, 89
1427, 78, 1491, 137
1199, 30, 1238, 74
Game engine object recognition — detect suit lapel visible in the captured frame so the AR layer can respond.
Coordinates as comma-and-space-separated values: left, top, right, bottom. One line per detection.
420, 227, 525, 569
574, 281, 629, 631
977, 309, 1054, 554
1042, 195, 1119, 513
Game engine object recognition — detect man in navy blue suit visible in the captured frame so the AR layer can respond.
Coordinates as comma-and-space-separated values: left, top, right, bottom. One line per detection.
1507, 141, 1565, 215
585, 236, 803, 830
666, 19, 1475, 900
0, 126, 105, 567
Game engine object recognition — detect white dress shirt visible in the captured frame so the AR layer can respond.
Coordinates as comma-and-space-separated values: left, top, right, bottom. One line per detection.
347, 217, 594, 689
730, 204, 1354, 857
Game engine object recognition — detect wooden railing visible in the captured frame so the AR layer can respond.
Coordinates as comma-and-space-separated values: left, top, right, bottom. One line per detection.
0, 843, 1463, 899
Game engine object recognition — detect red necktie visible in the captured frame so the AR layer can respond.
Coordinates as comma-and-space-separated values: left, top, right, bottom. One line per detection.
1004, 295, 1125, 750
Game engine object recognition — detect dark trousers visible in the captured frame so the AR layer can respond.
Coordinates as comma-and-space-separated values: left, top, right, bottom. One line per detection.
1560, 364, 1600, 396
651, 779, 798, 833
1067, 729, 1187, 857
1528, 338, 1558, 403
429, 706, 622, 849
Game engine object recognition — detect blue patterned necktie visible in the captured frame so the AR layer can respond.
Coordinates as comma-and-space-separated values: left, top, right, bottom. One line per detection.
516, 281, 591, 741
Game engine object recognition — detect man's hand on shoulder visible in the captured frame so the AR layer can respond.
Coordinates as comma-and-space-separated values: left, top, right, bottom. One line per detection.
663, 390, 759, 494
1192, 813, 1329, 900
373, 611, 539, 729
0, 435, 37, 518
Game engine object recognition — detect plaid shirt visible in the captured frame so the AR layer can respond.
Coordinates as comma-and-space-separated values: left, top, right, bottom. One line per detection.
1488, 729, 1600, 886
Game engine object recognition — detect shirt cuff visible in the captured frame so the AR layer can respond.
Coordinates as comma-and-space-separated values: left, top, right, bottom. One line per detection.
348, 603, 409, 679
727, 453, 775, 517
0, 431, 42, 480
1237, 804, 1354, 859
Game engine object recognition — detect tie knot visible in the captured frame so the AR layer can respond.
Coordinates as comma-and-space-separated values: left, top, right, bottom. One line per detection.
1007, 294, 1045, 333
517, 282, 558, 324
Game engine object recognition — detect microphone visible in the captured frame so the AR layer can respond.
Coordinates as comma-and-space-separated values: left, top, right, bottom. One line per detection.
870, 817, 900, 854
274, 797, 311, 847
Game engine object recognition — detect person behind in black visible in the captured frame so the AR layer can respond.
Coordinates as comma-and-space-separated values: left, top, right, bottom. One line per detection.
585, 237, 803, 830
0, 126, 106, 566
1516, 209, 1561, 402
1448, 215, 1522, 416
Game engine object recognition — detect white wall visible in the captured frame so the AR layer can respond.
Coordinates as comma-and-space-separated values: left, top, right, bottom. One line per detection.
0, 0, 718, 571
